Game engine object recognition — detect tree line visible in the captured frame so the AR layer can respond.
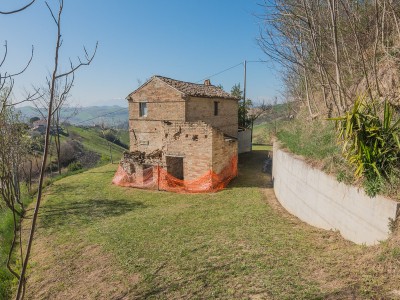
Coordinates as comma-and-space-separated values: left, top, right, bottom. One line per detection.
258, 0, 400, 118
0, 1, 97, 299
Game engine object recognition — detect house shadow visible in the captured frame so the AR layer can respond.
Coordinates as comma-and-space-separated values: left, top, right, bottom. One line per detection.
37, 198, 146, 229
226, 149, 273, 189
85, 170, 117, 174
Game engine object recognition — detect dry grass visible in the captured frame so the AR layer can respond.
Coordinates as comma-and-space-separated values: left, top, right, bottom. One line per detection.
26, 238, 138, 300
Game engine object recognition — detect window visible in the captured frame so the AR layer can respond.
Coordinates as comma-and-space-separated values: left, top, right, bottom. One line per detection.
214, 101, 219, 116
139, 102, 147, 117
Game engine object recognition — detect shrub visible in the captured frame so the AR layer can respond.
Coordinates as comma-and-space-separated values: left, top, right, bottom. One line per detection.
331, 98, 400, 196
68, 161, 83, 172
59, 140, 84, 167
101, 129, 128, 149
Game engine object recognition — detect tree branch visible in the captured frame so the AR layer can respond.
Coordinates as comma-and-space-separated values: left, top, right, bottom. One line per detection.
0, 0, 36, 15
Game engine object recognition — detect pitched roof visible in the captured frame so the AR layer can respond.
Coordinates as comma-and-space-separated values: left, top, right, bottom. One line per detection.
128, 75, 239, 100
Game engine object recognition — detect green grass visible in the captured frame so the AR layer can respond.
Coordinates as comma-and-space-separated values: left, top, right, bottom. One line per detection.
21, 150, 397, 299
0, 166, 97, 299
274, 119, 354, 180
0, 126, 128, 298
67, 126, 127, 161
253, 118, 339, 162
252, 144, 271, 151
118, 129, 130, 146
0, 187, 34, 299
276, 120, 339, 160
0, 208, 15, 300
274, 118, 400, 200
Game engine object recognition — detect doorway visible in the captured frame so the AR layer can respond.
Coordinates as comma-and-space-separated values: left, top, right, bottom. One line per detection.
166, 156, 184, 180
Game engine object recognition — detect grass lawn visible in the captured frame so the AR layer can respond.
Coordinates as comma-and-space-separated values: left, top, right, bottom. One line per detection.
0, 209, 15, 299
67, 126, 127, 160
23, 149, 400, 299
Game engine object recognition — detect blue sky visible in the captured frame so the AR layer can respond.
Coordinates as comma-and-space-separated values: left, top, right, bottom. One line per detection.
1, 0, 281, 107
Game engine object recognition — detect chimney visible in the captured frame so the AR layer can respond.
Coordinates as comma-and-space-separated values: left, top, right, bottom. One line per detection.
204, 79, 211, 86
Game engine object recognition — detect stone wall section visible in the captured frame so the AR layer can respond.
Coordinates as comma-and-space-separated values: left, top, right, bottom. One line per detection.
128, 77, 186, 152
161, 121, 213, 181
126, 77, 238, 186
186, 97, 238, 138
212, 128, 237, 175
150, 121, 237, 181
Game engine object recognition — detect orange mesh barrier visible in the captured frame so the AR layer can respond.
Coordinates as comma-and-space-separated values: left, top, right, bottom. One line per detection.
112, 165, 156, 189
112, 155, 238, 193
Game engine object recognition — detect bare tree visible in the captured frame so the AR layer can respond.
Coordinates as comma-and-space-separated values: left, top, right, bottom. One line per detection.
258, 0, 400, 117
0, 1, 36, 15
33, 73, 77, 175
0, 43, 39, 113
0, 1, 41, 110
100, 120, 117, 164
247, 101, 273, 144
15, 1, 97, 298
0, 100, 29, 290
0, 2, 41, 298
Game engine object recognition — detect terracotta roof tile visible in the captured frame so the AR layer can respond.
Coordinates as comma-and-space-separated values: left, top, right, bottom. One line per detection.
154, 75, 238, 100
128, 75, 239, 100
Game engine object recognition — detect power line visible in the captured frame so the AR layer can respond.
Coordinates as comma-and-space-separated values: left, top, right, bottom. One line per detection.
195, 60, 266, 86
72, 61, 266, 126
74, 107, 127, 125
196, 62, 243, 83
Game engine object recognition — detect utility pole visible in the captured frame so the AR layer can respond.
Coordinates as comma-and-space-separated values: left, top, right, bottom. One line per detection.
243, 60, 247, 126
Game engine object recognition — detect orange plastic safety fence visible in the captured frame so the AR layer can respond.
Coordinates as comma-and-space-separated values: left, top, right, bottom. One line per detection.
112, 165, 156, 189
112, 155, 238, 193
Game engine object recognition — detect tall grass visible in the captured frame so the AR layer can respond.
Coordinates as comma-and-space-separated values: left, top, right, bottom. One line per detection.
0, 208, 17, 299
0, 167, 88, 299
276, 119, 340, 160
275, 117, 400, 200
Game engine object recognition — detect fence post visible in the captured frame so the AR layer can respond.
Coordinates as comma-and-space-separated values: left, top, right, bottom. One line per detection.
157, 164, 160, 191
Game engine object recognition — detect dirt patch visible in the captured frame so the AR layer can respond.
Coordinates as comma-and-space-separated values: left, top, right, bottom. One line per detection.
25, 236, 140, 300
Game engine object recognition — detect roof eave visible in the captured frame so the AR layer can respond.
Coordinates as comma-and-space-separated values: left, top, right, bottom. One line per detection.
125, 75, 157, 100
189, 95, 241, 101
154, 76, 187, 97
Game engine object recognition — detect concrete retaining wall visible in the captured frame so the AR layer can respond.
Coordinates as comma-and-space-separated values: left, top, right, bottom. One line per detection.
238, 129, 251, 153
272, 142, 400, 245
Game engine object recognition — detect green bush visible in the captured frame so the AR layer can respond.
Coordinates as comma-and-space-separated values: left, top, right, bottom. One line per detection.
331, 98, 400, 196
68, 161, 83, 172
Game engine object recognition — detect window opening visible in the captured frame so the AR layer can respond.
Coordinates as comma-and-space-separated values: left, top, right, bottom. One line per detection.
139, 102, 147, 117
214, 101, 219, 116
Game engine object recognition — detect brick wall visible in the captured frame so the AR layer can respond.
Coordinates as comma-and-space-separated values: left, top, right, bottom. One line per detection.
126, 77, 238, 183
212, 128, 238, 175
128, 77, 186, 152
162, 121, 213, 181
186, 97, 238, 138
161, 121, 237, 181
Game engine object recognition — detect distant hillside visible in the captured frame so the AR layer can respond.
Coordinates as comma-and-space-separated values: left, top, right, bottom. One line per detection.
254, 102, 290, 125
65, 126, 128, 160
17, 105, 128, 126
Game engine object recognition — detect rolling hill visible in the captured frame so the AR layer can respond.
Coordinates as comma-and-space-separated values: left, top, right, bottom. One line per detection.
17, 105, 128, 126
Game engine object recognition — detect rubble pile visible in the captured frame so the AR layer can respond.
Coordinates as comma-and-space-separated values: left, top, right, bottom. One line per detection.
120, 150, 162, 175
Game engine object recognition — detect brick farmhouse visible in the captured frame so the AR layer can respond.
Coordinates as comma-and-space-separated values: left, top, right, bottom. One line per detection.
114, 75, 239, 192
